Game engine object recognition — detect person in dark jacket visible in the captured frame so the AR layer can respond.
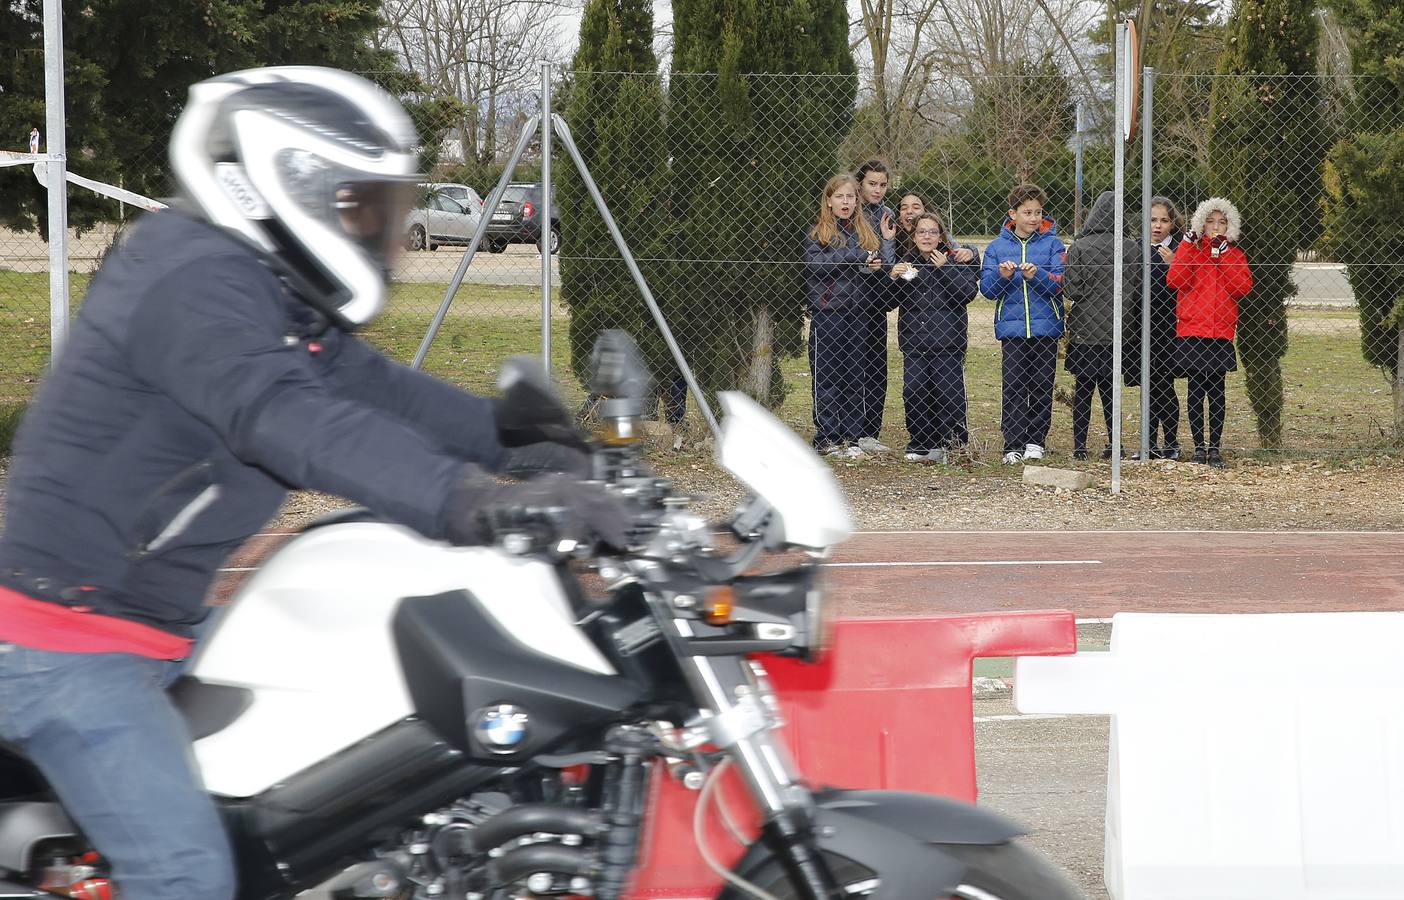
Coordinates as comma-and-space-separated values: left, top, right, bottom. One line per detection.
1062, 190, 1141, 460
1142, 196, 1186, 459
0, 68, 628, 900
979, 184, 1067, 464
889, 212, 980, 464
803, 173, 895, 458
854, 160, 898, 453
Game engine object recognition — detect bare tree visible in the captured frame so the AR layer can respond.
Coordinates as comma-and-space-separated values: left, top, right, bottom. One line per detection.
379, 0, 578, 166
847, 0, 1102, 171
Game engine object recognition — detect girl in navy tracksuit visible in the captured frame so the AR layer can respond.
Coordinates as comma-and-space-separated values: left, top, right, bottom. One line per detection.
889, 212, 980, 463
1142, 196, 1186, 458
855, 160, 898, 450
803, 174, 895, 456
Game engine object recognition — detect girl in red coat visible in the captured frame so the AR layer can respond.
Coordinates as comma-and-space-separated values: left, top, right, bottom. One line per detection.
1167, 197, 1254, 468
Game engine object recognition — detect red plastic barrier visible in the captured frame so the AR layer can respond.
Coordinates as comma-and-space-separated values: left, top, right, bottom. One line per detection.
625, 610, 1077, 899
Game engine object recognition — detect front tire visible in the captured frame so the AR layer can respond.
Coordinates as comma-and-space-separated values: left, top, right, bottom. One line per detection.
717, 841, 1083, 900
408, 224, 426, 251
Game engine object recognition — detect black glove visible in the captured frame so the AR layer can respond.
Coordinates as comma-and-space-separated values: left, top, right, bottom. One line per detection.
494, 359, 590, 452
501, 442, 592, 480
494, 397, 589, 451
443, 470, 632, 551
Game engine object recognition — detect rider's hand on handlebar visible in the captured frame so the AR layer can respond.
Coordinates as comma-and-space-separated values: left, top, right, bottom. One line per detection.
444, 471, 632, 551
493, 397, 589, 453
501, 442, 592, 480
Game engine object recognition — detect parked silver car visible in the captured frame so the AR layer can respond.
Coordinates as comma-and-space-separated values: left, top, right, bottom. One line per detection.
404, 190, 482, 252
423, 182, 485, 212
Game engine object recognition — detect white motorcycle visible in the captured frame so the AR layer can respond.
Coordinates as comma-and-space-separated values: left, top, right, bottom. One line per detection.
0, 337, 1081, 900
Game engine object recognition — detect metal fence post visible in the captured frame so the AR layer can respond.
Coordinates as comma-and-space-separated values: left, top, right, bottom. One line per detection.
1140, 67, 1155, 458
1074, 99, 1085, 235
410, 119, 540, 371
539, 60, 553, 375
1111, 22, 1127, 494
43, 0, 69, 363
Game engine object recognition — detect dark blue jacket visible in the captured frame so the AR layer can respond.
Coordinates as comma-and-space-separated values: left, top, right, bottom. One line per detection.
0, 210, 505, 637
979, 217, 1067, 340
894, 247, 981, 353
802, 219, 895, 313
861, 201, 895, 236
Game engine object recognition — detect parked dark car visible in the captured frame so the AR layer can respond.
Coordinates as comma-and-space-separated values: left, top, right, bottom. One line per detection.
484, 182, 559, 254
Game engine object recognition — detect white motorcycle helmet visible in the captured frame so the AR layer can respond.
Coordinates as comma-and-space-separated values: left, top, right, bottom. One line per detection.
169, 66, 419, 328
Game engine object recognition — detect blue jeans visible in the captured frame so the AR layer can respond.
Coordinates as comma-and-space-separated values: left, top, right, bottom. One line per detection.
0, 644, 235, 900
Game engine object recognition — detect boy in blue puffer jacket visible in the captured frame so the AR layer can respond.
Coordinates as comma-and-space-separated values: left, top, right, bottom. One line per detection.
979, 183, 1066, 464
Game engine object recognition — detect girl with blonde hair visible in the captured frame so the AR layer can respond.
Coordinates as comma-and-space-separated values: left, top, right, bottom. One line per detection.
803, 174, 895, 457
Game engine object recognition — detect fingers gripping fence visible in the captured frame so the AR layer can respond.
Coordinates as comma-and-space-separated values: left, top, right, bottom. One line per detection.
4, 63, 1402, 461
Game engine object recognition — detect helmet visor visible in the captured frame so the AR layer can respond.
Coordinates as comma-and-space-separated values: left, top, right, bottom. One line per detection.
275, 148, 418, 272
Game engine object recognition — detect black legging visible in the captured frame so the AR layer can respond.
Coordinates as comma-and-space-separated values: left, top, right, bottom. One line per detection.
1187, 372, 1227, 450
1072, 375, 1114, 452
1146, 370, 1180, 449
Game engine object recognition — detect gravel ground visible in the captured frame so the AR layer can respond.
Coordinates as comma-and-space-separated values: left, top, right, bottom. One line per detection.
2, 437, 1395, 533
263, 446, 1404, 533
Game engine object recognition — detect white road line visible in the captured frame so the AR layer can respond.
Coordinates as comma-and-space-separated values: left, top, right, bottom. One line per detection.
217, 567, 257, 573
822, 559, 1102, 568
853, 529, 1404, 536
974, 713, 1071, 723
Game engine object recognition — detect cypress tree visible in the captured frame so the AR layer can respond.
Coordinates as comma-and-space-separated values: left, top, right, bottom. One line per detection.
669, 0, 856, 405
558, 0, 670, 391
1320, 0, 1404, 439
1207, 0, 1326, 448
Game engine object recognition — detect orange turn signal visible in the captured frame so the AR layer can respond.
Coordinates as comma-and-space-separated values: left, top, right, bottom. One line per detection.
704, 586, 735, 625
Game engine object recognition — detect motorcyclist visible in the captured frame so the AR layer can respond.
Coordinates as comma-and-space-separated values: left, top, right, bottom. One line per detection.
0, 66, 627, 900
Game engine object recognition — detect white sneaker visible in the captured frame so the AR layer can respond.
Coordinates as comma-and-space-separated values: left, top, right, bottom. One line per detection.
1023, 443, 1045, 461
817, 443, 844, 457
1002, 450, 1024, 465
843, 444, 866, 459
904, 450, 927, 462
856, 436, 892, 454
924, 448, 949, 465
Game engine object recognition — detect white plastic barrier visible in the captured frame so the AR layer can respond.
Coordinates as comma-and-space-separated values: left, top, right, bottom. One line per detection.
1015, 612, 1404, 900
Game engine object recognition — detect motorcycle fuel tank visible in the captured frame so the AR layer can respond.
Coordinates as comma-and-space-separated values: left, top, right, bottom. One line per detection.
189, 522, 614, 798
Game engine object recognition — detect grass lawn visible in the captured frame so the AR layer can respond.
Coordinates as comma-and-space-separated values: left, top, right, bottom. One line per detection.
0, 272, 1393, 456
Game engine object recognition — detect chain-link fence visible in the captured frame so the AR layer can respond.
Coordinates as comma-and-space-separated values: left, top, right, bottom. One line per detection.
3, 65, 1402, 463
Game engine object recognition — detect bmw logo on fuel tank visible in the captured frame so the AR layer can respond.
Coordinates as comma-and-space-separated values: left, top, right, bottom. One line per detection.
473, 704, 530, 754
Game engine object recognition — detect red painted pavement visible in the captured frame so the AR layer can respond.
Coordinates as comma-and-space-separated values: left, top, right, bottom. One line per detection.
210, 530, 1404, 618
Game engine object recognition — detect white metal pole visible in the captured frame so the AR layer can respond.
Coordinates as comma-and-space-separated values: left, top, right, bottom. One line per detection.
1112, 22, 1127, 494
42, 0, 70, 362
411, 118, 539, 371
1141, 67, 1155, 459
539, 61, 553, 375
1074, 100, 1085, 234
552, 115, 722, 439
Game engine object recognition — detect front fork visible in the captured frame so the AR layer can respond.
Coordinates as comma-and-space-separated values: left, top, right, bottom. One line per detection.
673, 633, 839, 899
